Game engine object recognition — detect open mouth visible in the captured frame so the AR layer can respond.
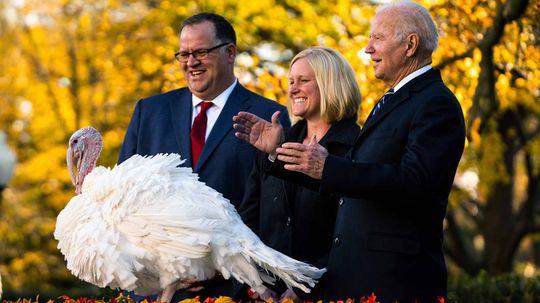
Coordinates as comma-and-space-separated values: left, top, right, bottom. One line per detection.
189, 70, 206, 79
293, 97, 307, 104
190, 70, 204, 75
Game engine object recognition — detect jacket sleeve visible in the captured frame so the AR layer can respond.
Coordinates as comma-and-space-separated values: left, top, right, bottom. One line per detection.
321, 94, 465, 201
265, 158, 321, 192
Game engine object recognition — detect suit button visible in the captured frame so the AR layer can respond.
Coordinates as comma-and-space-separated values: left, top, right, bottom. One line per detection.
273, 196, 278, 202
339, 198, 344, 206
334, 236, 341, 246
286, 217, 291, 227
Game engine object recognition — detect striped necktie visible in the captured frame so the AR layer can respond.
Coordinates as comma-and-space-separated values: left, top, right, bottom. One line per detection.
372, 88, 394, 116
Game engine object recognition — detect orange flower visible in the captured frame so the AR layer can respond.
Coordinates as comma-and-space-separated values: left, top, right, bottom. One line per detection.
281, 298, 295, 303
214, 297, 235, 303
179, 295, 202, 303
203, 297, 216, 303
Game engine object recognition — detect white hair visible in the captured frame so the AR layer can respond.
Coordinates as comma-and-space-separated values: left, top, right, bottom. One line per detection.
377, 1, 439, 56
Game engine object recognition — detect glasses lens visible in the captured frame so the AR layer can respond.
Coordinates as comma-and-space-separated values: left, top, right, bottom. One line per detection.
176, 52, 188, 62
195, 49, 209, 59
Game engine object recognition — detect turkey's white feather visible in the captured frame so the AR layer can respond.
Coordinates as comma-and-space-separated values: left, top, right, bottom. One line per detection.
54, 153, 325, 296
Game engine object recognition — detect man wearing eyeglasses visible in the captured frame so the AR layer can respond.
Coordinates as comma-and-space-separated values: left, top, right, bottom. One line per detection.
118, 12, 290, 301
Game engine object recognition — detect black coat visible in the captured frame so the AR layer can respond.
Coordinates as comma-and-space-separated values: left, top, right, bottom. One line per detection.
271, 69, 465, 302
239, 117, 360, 300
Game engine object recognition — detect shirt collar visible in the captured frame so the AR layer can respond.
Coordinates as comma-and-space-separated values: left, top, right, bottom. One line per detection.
393, 64, 432, 92
192, 78, 238, 109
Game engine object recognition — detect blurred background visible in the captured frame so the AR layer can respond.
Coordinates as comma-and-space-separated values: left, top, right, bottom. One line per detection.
0, 0, 538, 301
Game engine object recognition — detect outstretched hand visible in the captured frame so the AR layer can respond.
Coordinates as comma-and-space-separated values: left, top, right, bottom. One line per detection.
233, 111, 285, 156
276, 136, 329, 180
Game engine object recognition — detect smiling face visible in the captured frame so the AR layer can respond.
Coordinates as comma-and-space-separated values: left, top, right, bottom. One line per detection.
365, 9, 411, 87
179, 21, 236, 100
288, 57, 321, 121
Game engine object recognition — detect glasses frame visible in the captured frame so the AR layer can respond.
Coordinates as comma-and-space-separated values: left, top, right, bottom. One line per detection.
175, 42, 230, 63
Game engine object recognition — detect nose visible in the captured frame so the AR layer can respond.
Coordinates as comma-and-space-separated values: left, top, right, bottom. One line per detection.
186, 54, 201, 66
365, 40, 374, 54
289, 82, 299, 95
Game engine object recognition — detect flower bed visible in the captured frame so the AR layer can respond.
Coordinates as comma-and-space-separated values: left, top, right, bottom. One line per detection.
0, 293, 447, 303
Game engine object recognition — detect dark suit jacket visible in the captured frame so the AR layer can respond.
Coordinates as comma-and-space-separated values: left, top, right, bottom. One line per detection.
267, 69, 465, 302
319, 69, 465, 302
118, 82, 290, 300
119, 82, 290, 208
239, 117, 360, 300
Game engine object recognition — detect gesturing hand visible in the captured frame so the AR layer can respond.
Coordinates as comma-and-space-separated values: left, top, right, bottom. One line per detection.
233, 111, 285, 156
276, 136, 329, 180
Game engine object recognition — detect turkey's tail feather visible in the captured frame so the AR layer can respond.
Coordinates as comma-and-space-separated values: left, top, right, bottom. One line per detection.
243, 242, 326, 293
213, 228, 326, 294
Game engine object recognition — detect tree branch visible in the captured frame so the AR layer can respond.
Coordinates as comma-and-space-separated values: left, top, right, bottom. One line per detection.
434, 48, 474, 69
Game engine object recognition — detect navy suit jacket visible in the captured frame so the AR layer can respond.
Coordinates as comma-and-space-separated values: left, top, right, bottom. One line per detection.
118, 82, 290, 209
320, 69, 465, 302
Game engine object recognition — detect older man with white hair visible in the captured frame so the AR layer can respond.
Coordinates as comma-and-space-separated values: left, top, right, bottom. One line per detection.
234, 1, 466, 301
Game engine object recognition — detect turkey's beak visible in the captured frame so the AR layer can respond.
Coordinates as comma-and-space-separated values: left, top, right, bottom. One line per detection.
67, 146, 76, 187
67, 145, 83, 194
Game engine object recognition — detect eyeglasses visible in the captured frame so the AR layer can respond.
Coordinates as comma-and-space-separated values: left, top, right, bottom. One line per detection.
175, 42, 230, 63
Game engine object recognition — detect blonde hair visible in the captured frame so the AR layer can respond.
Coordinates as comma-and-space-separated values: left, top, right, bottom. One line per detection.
288, 46, 362, 123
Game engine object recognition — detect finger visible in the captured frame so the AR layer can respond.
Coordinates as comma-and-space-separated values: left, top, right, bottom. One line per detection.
277, 154, 302, 164
283, 163, 304, 173
243, 112, 267, 124
276, 147, 301, 157
279, 142, 306, 150
271, 111, 282, 126
235, 111, 252, 119
309, 135, 317, 145
232, 117, 254, 128
233, 123, 250, 133
235, 111, 261, 124
235, 132, 250, 141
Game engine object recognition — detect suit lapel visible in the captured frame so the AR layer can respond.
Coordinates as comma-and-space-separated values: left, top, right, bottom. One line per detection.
360, 68, 441, 139
194, 83, 251, 171
170, 89, 194, 166
362, 89, 410, 133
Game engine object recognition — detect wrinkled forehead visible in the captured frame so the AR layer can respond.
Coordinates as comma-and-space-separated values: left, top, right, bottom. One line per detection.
370, 9, 400, 35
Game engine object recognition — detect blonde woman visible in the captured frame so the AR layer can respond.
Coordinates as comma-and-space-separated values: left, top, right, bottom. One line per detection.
235, 46, 361, 301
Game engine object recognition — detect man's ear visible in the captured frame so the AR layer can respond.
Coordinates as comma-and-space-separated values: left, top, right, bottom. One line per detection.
227, 44, 237, 64
405, 33, 419, 57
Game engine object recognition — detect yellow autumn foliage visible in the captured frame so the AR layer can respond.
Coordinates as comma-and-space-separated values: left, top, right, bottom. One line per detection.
0, 0, 537, 297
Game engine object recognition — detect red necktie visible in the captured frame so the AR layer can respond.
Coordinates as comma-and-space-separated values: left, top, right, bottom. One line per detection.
190, 101, 213, 168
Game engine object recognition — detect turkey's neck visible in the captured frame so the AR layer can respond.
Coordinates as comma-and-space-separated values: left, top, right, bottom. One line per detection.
76, 142, 102, 194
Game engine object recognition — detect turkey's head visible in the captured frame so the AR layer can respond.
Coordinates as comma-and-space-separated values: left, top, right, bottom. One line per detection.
67, 127, 103, 194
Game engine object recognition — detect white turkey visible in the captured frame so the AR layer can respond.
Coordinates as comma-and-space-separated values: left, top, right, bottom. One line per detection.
54, 126, 325, 302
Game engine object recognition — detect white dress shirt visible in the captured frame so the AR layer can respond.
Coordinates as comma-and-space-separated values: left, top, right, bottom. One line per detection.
191, 78, 238, 139
393, 64, 432, 93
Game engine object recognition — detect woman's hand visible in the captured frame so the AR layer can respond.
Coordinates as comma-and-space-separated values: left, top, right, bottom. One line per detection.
233, 111, 285, 156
